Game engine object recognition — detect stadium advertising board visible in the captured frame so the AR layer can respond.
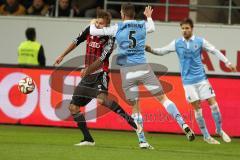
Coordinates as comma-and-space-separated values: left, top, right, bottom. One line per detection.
0, 66, 239, 136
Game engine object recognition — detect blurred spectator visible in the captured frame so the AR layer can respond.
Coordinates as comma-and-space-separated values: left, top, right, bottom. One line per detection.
0, 0, 26, 15
49, 0, 78, 17
19, 0, 53, 9
19, 0, 33, 9
78, 0, 158, 19
27, 0, 49, 16
0, 0, 4, 5
47, 0, 55, 5
18, 28, 46, 66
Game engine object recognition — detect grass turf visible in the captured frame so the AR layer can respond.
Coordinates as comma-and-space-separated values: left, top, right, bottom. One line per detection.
0, 125, 239, 160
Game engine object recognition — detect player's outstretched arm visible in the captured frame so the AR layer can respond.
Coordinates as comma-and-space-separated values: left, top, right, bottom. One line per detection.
53, 42, 76, 66
145, 45, 169, 56
145, 40, 176, 56
202, 39, 237, 72
54, 26, 90, 66
227, 64, 237, 72
90, 23, 117, 36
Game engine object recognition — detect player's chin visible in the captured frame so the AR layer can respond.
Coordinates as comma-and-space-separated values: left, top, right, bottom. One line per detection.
184, 34, 190, 39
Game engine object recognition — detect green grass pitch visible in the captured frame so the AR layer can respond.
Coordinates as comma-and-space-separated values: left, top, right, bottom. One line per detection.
0, 125, 239, 160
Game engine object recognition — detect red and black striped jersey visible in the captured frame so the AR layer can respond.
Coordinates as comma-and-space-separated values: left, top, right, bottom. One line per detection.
73, 26, 114, 72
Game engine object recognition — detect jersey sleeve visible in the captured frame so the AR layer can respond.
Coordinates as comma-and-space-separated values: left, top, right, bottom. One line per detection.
145, 18, 155, 33
73, 26, 90, 46
151, 40, 176, 55
90, 24, 118, 36
202, 38, 231, 65
100, 37, 115, 62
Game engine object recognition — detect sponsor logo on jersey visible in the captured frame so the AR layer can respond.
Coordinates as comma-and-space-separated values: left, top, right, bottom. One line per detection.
89, 42, 100, 48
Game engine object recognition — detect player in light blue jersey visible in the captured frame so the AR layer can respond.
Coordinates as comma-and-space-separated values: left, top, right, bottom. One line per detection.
83, 4, 195, 149
146, 18, 237, 144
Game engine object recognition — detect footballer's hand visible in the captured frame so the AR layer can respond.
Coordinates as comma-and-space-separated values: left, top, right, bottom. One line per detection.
145, 45, 153, 53
227, 64, 237, 72
81, 68, 87, 77
144, 6, 153, 18
54, 55, 64, 66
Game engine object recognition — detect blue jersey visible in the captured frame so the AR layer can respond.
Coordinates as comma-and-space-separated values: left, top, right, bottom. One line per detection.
115, 20, 146, 66
175, 36, 207, 85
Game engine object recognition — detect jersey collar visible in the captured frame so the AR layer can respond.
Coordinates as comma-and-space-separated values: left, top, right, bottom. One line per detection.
182, 35, 195, 42
123, 20, 136, 23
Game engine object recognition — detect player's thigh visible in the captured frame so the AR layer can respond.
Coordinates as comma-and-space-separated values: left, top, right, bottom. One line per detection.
190, 100, 201, 110
70, 81, 93, 107
96, 92, 107, 105
141, 64, 164, 96
95, 71, 115, 103
155, 93, 168, 104
68, 104, 80, 114
207, 96, 217, 106
198, 80, 216, 101
73, 72, 105, 100
183, 84, 200, 103
120, 67, 139, 101
96, 71, 110, 94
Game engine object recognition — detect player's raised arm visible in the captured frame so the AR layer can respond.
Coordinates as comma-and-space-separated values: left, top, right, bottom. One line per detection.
53, 42, 77, 66
53, 26, 89, 66
90, 23, 117, 36
202, 39, 237, 72
144, 6, 155, 33
145, 40, 176, 56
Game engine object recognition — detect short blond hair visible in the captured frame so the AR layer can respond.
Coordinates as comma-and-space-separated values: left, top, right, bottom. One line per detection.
97, 9, 112, 25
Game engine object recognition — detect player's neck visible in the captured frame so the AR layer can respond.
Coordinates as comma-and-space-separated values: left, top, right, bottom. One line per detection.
124, 17, 134, 21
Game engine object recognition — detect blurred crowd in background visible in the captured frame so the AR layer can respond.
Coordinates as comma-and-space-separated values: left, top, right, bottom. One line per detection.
0, 0, 239, 24
0, 0, 156, 18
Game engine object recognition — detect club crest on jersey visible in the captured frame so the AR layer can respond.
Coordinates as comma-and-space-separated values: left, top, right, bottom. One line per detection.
194, 44, 198, 50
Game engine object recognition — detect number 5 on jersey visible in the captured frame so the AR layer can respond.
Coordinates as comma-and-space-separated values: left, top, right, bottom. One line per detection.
129, 31, 136, 48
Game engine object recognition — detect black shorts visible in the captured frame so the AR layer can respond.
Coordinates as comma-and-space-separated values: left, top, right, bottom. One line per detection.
70, 71, 109, 106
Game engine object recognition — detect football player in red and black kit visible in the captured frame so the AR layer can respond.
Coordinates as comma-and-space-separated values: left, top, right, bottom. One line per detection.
54, 10, 140, 146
